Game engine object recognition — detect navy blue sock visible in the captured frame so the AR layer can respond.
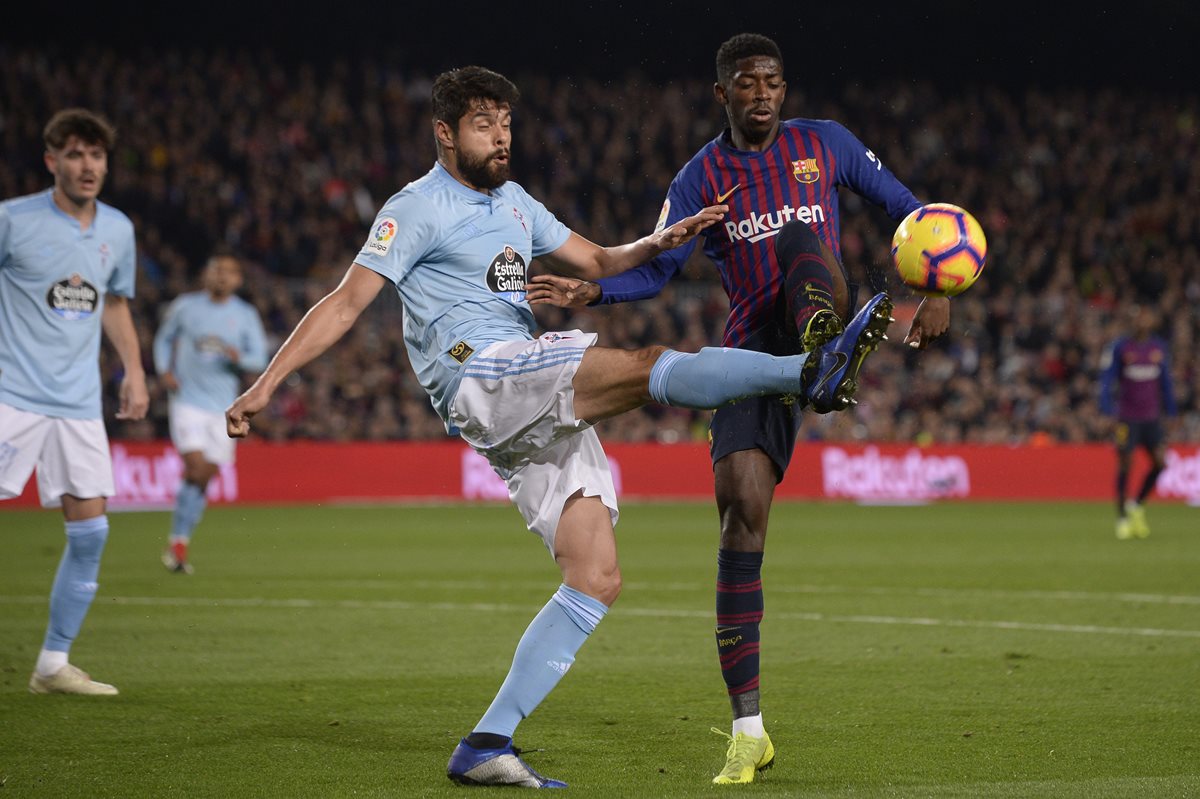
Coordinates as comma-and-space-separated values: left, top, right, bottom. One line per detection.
1137, 466, 1163, 503
777, 220, 836, 333
715, 549, 764, 718
1116, 468, 1128, 515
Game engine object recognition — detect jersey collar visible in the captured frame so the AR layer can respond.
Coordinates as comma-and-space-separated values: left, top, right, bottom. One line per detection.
433, 162, 503, 205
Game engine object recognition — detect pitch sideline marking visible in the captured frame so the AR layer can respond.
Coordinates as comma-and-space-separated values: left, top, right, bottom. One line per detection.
401, 579, 1200, 606
1, 594, 1198, 639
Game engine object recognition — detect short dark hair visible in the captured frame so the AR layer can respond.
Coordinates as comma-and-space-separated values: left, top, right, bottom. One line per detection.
431, 66, 520, 125
43, 108, 116, 151
716, 33, 784, 85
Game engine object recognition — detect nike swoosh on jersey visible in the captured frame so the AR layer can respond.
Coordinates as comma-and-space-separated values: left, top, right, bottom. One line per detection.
715, 184, 741, 204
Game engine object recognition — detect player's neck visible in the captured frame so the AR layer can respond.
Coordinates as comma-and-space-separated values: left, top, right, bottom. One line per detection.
439, 157, 492, 196
51, 188, 97, 230
728, 124, 781, 153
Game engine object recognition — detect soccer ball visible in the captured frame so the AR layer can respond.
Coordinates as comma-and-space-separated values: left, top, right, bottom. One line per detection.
890, 203, 987, 297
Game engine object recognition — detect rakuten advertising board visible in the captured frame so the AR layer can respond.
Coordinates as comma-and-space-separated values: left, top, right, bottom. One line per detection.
4, 441, 1199, 509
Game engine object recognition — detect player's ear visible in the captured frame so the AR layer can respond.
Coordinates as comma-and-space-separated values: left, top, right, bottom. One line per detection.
43, 149, 57, 176
713, 81, 728, 106
434, 118, 455, 152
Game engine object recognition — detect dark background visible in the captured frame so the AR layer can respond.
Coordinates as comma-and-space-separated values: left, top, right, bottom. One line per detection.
5, 0, 1196, 89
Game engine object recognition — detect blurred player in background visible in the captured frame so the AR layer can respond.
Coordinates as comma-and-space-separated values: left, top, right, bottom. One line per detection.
225, 65, 886, 788
0, 108, 148, 695
528, 32, 949, 783
1100, 304, 1176, 539
154, 251, 268, 573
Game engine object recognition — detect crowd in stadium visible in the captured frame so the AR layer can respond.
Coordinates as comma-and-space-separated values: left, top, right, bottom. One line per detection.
3, 46, 1196, 446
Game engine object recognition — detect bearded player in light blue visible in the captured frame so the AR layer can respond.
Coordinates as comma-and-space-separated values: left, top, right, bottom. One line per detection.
225, 67, 890, 788
0, 109, 149, 696
154, 251, 268, 573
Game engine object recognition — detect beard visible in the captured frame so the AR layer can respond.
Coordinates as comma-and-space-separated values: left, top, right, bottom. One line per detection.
458, 148, 510, 191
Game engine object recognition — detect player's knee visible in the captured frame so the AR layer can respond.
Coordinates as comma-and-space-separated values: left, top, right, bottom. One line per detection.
718, 500, 769, 551
775, 219, 822, 260
581, 564, 622, 607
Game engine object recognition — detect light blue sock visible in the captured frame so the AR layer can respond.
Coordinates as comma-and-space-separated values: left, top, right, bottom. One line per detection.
648, 347, 808, 409
171, 481, 208, 541
474, 585, 609, 738
43, 516, 109, 652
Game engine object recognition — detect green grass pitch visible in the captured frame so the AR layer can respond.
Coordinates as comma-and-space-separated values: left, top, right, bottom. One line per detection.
1, 501, 1197, 797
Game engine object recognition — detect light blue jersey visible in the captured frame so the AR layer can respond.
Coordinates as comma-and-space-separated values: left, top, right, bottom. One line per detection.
355, 163, 571, 426
0, 189, 136, 419
153, 291, 269, 413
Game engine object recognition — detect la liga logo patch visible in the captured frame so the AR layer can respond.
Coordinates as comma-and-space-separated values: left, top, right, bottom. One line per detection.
367, 217, 398, 255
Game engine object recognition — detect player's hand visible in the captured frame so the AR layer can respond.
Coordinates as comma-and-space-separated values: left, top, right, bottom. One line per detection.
651, 204, 727, 251
160, 371, 180, 392
525, 274, 601, 307
905, 296, 950, 349
226, 384, 272, 439
116, 371, 150, 420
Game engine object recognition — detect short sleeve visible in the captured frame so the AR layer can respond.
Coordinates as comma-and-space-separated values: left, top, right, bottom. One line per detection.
355, 192, 440, 285
521, 192, 571, 257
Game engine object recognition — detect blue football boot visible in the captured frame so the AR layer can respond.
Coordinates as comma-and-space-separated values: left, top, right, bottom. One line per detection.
803, 292, 894, 413
447, 738, 567, 788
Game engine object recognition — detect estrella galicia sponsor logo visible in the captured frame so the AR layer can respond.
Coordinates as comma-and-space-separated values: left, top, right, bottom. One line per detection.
486, 245, 528, 300
46, 273, 99, 320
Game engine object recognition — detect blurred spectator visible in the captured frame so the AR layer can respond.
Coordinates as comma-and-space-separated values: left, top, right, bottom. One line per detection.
2, 45, 1195, 444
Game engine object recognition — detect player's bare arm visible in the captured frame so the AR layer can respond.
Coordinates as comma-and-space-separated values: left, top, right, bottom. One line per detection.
536, 205, 726, 282
904, 296, 951, 349
101, 294, 149, 420
226, 263, 385, 437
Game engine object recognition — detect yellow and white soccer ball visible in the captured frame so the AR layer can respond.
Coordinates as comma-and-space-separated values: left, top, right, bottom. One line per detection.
891, 203, 987, 297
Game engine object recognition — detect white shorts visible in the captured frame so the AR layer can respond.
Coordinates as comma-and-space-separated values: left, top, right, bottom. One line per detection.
0, 402, 114, 508
169, 400, 236, 465
449, 331, 619, 551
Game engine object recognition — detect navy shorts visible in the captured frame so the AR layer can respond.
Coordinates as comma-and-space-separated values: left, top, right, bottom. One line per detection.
709, 300, 806, 482
1115, 420, 1164, 453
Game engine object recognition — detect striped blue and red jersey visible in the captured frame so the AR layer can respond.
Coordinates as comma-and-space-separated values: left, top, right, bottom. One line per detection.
1099, 336, 1177, 422
596, 118, 922, 347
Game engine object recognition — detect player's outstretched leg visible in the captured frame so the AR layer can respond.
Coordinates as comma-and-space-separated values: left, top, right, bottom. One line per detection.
776, 220, 845, 352
804, 292, 894, 414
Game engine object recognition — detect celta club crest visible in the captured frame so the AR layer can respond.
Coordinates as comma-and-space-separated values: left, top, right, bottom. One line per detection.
793, 158, 820, 184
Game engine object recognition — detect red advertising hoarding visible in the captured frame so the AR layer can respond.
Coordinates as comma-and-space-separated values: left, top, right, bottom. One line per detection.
4, 441, 1199, 510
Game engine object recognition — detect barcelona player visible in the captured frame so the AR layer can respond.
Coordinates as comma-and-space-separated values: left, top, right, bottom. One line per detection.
528, 33, 950, 783
1100, 304, 1177, 539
